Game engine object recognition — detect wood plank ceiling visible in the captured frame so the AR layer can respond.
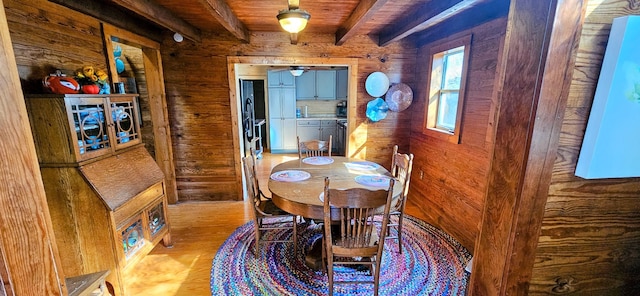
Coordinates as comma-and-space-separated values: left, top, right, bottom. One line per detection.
79, 0, 495, 46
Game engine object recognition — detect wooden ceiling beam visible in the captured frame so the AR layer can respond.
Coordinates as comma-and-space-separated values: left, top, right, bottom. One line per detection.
335, 0, 389, 46
48, 0, 163, 42
109, 0, 202, 43
197, 0, 250, 43
378, 0, 482, 47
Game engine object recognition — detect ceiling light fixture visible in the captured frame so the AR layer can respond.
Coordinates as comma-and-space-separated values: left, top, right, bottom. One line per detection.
277, 9, 311, 34
289, 67, 304, 77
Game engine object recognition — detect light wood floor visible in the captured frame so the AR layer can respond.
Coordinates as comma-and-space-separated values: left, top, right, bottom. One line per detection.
124, 152, 428, 295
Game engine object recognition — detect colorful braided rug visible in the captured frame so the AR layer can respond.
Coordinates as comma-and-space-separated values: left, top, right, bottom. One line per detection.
211, 215, 471, 295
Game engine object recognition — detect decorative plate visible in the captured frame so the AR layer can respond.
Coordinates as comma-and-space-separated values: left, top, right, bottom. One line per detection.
385, 83, 414, 112
302, 156, 334, 165
355, 175, 392, 188
366, 98, 389, 122
345, 161, 381, 171
270, 170, 311, 182
365, 72, 390, 97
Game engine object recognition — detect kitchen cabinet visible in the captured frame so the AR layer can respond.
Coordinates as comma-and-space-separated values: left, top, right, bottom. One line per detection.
267, 70, 295, 87
297, 120, 321, 142
297, 119, 337, 151
336, 69, 349, 100
295, 70, 337, 100
268, 87, 298, 152
26, 94, 141, 164
26, 95, 171, 296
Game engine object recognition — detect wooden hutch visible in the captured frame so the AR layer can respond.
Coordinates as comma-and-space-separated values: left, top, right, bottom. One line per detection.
25, 94, 172, 295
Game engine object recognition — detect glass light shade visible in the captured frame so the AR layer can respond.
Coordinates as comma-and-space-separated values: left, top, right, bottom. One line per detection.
277, 9, 310, 33
289, 69, 304, 76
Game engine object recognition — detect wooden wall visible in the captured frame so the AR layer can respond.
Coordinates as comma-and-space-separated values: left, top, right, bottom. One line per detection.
529, 0, 640, 294
161, 32, 417, 201
409, 18, 507, 250
5, 0, 107, 93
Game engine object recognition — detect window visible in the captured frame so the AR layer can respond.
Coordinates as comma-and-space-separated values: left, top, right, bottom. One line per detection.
423, 35, 472, 144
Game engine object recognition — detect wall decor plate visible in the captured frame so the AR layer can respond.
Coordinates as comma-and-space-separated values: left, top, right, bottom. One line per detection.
270, 170, 311, 182
355, 175, 392, 188
365, 72, 390, 97
385, 83, 414, 112
344, 161, 381, 171
366, 98, 389, 122
302, 156, 334, 165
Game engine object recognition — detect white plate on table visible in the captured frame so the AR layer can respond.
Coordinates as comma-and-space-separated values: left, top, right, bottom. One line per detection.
355, 175, 392, 188
345, 161, 381, 171
270, 170, 311, 182
302, 156, 334, 165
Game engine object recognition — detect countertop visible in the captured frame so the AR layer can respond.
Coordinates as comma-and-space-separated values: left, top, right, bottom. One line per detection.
296, 115, 346, 120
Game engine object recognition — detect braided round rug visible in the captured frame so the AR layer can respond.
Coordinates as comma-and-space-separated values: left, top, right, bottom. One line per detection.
211, 215, 471, 295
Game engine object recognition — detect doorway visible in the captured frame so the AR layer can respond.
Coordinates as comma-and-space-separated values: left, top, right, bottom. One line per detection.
240, 79, 266, 158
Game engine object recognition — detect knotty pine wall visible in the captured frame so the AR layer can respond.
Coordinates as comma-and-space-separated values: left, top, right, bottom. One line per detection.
529, 0, 640, 294
409, 18, 507, 250
161, 32, 417, 201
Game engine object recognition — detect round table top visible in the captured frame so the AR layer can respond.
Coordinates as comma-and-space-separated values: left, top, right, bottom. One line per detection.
268, 156, 401, 220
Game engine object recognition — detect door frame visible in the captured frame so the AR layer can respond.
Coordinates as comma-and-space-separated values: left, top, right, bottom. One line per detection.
227, 56, 358, 199
102, 24, 178, 204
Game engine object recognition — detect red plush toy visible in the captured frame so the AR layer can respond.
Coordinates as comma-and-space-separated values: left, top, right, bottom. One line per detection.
43, 73, 80, 94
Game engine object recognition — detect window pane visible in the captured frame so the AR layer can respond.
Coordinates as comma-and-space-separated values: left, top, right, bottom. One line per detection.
443, 48, 464, 90
436, 91, 459, 131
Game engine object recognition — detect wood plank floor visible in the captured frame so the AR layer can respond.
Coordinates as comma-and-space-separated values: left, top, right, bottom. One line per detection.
123, 152, 428, 295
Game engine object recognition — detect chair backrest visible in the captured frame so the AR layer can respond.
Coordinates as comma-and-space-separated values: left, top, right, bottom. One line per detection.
322, 177, 394, 256
390, 145, 414, 212
298, 135, 332, 158
242, 152, 262, 217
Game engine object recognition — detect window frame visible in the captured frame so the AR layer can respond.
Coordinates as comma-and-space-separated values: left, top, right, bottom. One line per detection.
422, 34, 472, 144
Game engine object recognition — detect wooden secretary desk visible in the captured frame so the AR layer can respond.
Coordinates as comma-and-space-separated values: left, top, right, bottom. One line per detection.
26, 94, 172, 296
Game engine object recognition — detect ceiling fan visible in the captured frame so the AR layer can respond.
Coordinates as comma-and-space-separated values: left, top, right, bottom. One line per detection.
271, 66, 310, 77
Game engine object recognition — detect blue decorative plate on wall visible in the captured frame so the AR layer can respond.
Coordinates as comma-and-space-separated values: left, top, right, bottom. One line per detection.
366, 98, 389, 122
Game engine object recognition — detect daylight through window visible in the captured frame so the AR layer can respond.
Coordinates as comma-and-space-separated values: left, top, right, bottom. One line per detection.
423, 35, 471, 144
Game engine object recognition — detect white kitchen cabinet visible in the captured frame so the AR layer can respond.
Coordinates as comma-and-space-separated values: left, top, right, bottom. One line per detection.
268, 87, 297, 152
296, 70, 337, 100
297, 120, 321, 142
268, 70, 295, 88
336, 69, 348, 100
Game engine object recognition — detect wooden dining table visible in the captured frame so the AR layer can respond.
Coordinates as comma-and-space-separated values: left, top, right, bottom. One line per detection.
268, 156, 401, 269
268, 156, 402, 220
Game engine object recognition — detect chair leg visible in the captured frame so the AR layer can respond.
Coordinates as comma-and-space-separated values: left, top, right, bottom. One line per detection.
327, 255, 334, 296
397, 213, 404, 254
373, 256, 380, 296
292, 216, 298, 252
254, 220, 261, 259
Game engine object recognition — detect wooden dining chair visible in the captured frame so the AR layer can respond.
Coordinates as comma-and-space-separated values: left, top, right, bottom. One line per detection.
298, 135, 332, 159
321, 177, 395, 296
386, 145, 414, 253
242, 150, 298, 258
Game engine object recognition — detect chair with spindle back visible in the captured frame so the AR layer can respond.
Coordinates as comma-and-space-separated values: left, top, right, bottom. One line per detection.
321, 177, 394, 296
242, 148, 298, 258
386, 145, 414, 253
298, 135, 332, 159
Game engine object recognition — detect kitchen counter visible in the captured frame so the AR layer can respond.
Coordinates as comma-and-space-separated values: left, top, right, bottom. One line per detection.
297, 115, 346, 120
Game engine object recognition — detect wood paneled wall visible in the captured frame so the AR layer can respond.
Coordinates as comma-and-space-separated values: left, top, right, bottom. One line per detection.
529, 0, 640, 294
161, 32, 417, 201
5, 0, 107, 93
409, 18, 506, 250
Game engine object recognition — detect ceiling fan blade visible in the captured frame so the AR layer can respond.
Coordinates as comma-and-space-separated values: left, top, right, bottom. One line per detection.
288, 0, 300, 10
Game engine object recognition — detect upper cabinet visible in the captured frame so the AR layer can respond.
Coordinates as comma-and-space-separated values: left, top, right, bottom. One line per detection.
336, 69, 348, 100
26, 94, 141, 164
296, 70, 337, 100
268, 70, 295, 88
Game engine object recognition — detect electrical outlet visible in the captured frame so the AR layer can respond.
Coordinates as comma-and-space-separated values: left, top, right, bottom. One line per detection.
419, 170, 424, 180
